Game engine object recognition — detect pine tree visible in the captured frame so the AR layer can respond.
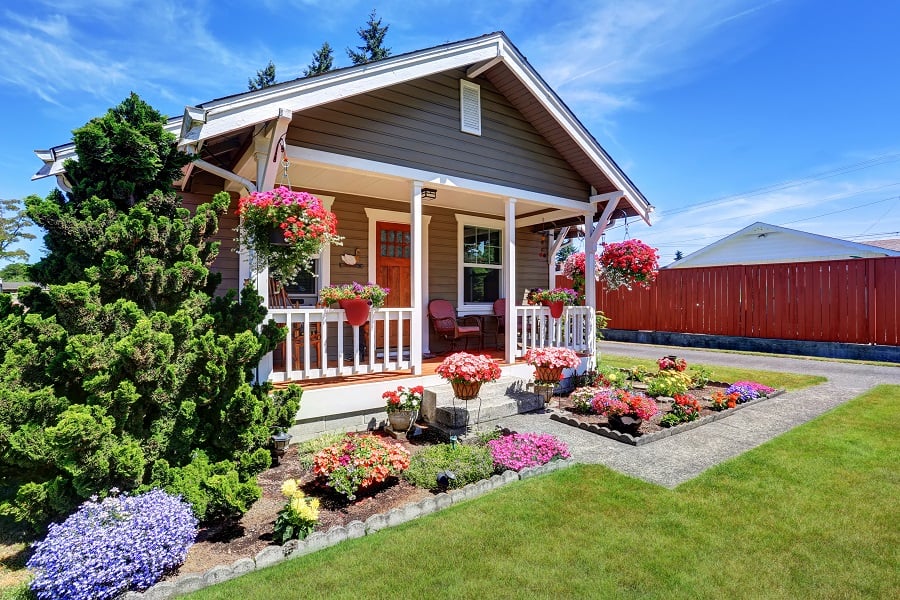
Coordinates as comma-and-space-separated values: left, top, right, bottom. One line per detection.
675, 250, 684, 261
1, 94, 300, 530
347, 10, 391, 65
248, 60, 277, 91
0, 198, 35, 264
304, 42, 335, 77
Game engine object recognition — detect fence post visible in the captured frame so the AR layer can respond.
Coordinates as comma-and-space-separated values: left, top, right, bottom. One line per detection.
867, 259, 877, 344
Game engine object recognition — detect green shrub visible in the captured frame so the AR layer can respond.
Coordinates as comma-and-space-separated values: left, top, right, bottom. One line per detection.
0, 94, 301, 530
403, 443, 494, 490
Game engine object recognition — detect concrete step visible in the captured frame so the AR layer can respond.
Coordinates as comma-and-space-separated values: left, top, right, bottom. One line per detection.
421, 377, 546, 439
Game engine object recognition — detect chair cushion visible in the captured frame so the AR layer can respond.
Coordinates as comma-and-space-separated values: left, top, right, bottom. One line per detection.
457, 325, 481, 334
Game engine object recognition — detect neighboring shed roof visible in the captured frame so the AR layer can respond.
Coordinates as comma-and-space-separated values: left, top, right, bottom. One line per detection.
34, 32, 651, 224
865, 238, 900, 252
666, 222, 900, 268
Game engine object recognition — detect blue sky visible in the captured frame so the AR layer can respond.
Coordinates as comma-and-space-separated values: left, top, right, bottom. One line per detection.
2, 0, 898, 265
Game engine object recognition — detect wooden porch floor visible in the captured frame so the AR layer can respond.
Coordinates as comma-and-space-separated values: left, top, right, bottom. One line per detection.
274, 348, 520, 391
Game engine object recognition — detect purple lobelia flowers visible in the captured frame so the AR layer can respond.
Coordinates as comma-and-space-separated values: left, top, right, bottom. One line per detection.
27, 489, 197, 600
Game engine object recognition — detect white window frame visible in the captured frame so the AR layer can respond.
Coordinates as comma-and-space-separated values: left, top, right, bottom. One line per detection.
456, 214, 504, 314
459, 79, 482, 136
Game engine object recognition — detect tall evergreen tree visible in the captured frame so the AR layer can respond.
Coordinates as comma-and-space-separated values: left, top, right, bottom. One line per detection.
675, 250, 684, 261
0, 198, 35, 264
347, 10, 391, 65
304, 42, 335, 77
1, 94, 299, 530
248, 60, 277, 91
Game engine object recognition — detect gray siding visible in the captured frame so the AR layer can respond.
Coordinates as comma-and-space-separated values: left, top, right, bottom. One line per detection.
289, 69, 591, 201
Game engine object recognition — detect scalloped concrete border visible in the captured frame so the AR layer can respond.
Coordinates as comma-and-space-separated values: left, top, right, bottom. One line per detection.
122, 459, 577, 599
550, 390, 785, 446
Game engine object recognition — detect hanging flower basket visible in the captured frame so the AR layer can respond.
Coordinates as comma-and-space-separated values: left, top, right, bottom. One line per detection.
561, 253, 601, 301
599, 240, 659, 290
237, 186, 343, 281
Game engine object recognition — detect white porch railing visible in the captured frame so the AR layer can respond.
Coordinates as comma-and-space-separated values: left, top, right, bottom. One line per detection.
265, 307, 414, 382
514, 305, 596, 357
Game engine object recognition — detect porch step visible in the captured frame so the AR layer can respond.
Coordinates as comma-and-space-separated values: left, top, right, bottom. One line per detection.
420, 376, 546, 439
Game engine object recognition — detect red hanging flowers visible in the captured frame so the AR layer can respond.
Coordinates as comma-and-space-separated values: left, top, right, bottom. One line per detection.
599, 239, 659, 290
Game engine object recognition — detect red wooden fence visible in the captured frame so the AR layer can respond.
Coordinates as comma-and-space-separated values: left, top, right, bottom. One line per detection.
557, 257, 899, 346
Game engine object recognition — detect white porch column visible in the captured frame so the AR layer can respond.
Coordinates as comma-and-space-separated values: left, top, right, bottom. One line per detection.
583, 211, 597, 315
504, 198, 517, 364
410, 181, 424, 374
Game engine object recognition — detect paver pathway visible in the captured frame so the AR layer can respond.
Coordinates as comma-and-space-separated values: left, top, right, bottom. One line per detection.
497, 341, 900, 487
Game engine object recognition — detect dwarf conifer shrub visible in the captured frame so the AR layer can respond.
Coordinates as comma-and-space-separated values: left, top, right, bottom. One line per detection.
403, 443, 494, 490
27, 489, 197, 600
0, 94, 301, 529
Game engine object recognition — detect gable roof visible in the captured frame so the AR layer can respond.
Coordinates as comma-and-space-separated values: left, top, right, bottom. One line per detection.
34, 32, 650, 223
667, 222, 900, 268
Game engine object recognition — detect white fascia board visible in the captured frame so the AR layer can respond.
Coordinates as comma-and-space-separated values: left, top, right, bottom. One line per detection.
191, 39, 503, 144
286, 144, 590, 211
497, 40, 651, 224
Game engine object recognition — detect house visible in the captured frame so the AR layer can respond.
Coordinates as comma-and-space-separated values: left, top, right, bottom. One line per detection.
667, 222, 900, 269
865, 238, 900, 252
33, 32, 652, 434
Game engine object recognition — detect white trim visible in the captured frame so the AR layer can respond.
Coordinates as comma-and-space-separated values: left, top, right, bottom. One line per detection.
456, 213, 505, 311
459, 80, 482, 136
287, 145, 589, 212
516, 209, 580, 229
364, 207, 431, 355
466, 56, 503, 79
410, 182, 424, 374
504, 198, 517, 363
364, 208, 432, 286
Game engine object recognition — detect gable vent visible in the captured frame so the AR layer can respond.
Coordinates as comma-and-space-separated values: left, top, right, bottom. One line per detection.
460, 80, 482, 136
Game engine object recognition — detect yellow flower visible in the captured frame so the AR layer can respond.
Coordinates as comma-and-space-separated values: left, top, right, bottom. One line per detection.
281, 479, 299, 498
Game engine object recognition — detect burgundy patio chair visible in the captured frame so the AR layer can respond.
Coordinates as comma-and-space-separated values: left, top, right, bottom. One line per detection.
491, 299, 506, 349
428, 299, 483, 353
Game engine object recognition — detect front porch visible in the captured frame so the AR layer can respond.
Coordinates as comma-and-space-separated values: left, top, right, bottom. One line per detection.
265, 304, 597, 384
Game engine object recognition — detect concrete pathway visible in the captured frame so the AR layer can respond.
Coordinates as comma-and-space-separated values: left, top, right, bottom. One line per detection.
496, 341, 900, 488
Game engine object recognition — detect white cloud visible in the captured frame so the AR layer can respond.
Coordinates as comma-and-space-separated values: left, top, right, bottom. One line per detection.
526, 1, 779, 119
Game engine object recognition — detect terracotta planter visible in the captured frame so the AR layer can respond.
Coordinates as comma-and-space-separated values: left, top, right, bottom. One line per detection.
534, 366, 564, 384
339, 298, 371, 327
608, 414, 642, 435
451, 380, 483, 400
547, 300, 565, 318
387, 410, 415, 433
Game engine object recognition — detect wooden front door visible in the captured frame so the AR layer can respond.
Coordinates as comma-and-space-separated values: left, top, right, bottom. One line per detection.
375, 222, 411, 354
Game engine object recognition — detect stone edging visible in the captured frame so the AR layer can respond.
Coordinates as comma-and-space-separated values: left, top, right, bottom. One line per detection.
123, 459, 578, 599
550, 389, 785, 446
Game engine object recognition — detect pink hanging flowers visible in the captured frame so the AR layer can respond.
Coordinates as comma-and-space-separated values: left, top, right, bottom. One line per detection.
599, 239, 659, 290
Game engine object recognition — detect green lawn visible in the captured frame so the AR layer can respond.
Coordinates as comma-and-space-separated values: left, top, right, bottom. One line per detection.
190, 385, 899, 599
599, 353, 827, 390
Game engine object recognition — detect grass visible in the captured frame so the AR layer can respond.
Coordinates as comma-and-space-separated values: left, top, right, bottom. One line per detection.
601, 341, 899, 368
189, 385, 899, 599
599, 353, 827, 390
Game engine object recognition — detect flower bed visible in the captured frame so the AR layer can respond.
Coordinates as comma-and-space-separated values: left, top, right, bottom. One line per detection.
551, 379, 783, 446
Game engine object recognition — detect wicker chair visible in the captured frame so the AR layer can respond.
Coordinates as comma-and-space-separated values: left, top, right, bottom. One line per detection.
427, 299, 483, 353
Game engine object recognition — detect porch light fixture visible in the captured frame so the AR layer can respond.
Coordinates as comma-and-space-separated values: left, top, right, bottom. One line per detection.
422, 188, 437, 200
269, 428, 292, 465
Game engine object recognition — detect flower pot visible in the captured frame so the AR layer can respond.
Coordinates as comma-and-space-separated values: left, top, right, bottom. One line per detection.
267, 225, 289, 246
451, 380, 482, 400
339, 298, 372, 327
547, 300, 565, 318
608, 414, 642, 435
387, 410, 414, 433
534, 366, 564, 384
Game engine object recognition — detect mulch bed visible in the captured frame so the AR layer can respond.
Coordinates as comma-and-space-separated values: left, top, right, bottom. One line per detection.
175, 431, 436, 577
